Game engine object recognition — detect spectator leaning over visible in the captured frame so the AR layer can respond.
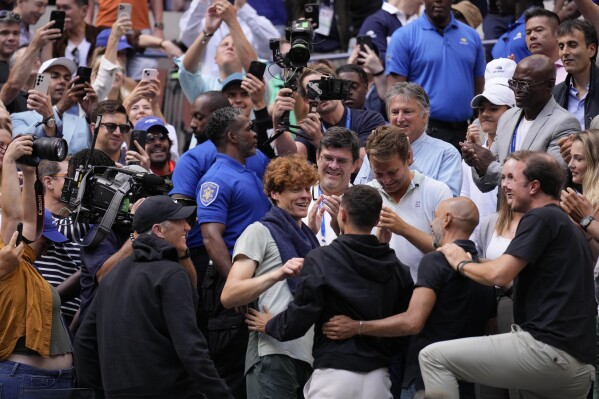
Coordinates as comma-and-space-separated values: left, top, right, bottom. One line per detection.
553, 19, 599, 130
13, 0, 46, 45
358, 0, 421, 65
356, 82, 463, 197
462, 54, 581, 193
178, 0, 279, 78
461, 58, 516, 223
524, 8, 565, 84
46, 0, 98, 67
176, 1, 258, 104
421, 151, 595, 399
273, 63, 386, 164
75, 196, 233, 399
491, 0, 541, 62
0, 135, 75, 396
0, 21, 60, 113
386, 0, 485, 150
11, 57, 98, 155
247, 184, 414, 399
305, 127, 360, 246
323, 197, 496, 399
197, 107, 272, 398
0, 10, 20, 83
221, 155, 320, 399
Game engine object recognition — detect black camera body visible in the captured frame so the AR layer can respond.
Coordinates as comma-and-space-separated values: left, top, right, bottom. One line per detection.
285, 19, 313, 68
61, 166, 173, 227
16, 135, 68, 167
307, 77, 351, 102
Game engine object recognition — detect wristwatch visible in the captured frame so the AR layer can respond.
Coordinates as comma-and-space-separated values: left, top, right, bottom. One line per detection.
35, 114, 56, 128
154, 22, 164, 30
581, 215, 595, 231
179, 248, 191, 261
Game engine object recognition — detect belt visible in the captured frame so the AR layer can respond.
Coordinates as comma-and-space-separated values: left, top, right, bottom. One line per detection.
428, 118, 469, 130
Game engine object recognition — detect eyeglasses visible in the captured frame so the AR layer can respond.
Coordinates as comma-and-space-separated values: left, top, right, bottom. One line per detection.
507, 79, 552, 92
319, 154, 351, 166
0, 11, 21, 22
147, 132, 168, 142
100, 122, 132, 134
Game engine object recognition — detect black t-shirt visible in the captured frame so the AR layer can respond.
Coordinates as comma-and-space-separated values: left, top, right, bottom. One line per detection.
0, 61, 8, 85
405, 240, 496, 392
0, 84, 28, 114
505, 204, 596, 365
296, 106, 386, 163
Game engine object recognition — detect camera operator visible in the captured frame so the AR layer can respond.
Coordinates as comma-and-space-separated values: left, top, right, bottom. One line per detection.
10, 57, 98, 155
272, 63, 386, 164
0, 135, 75, 396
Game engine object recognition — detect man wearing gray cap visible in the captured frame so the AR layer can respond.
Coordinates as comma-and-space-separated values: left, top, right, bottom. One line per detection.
75, 195, 233, 399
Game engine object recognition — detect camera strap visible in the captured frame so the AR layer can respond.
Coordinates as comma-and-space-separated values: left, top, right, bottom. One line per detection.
81, 179, 132, 247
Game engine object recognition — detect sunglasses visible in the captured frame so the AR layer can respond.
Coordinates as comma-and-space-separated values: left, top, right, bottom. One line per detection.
0, 11, 21, 22
100, 122, 132, 134
147, 132, 168, 142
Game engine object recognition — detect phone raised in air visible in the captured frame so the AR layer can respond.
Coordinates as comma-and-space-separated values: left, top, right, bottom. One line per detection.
247, 61, 266, 81
34, 73, 51, 94
141, 68, 158, 81
356, 35, 373, 53
129, 130, 147, 152
76, 66, 92, 84
16, 223, 23, 246
49, 10, 66, 34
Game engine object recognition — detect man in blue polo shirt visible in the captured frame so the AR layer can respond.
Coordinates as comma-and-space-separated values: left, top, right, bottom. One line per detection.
386, 0, 485, 150
491, 0, 541, 63
196, 106, 271, 399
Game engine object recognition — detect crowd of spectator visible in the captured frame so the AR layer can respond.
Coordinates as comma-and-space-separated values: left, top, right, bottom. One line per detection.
2, 0, 599, 398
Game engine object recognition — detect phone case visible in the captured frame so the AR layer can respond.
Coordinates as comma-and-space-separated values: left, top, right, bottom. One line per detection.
117, 3, 132, 18
142, 69, 158, 80
34, 73, 51, 94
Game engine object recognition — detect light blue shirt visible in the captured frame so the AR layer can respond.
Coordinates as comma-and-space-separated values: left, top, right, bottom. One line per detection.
174, 56, 223, 103
355, 132, 463, 196
11, 108, 91, 155
568, 82, 588, 130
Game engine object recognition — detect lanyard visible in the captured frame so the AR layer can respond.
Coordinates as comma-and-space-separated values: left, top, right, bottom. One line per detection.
318, 186, 327, 244
510, 112, 526, 153
322, 107, 352, 133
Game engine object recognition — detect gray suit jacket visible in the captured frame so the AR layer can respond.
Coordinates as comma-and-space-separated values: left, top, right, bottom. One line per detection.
473, 97, 581, 193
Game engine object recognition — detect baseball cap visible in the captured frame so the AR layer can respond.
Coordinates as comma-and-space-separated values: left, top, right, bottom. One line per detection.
484, 58, 517, 86
134, 116, 169, 135
95, 29, 133, 52
221, 72, 245, 92
451, 1, 482, 29
39, 57, 77, 75
471, 83, 516, 108
132, 195, 196, 233
42, 209, 69, 243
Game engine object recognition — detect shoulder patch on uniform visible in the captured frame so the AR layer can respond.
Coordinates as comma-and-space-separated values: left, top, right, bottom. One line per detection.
200, 182, 219, 206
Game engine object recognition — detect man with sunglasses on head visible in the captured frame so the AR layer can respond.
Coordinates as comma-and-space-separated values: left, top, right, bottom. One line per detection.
134, 116, 175, 179
11, 57, 97, 155
461, 54, 581, 193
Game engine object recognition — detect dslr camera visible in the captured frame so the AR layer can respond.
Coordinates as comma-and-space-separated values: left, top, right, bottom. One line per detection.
16, 135, 68, 167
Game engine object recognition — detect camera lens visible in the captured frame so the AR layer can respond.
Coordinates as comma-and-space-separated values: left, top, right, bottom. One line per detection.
32, 137, 68, 162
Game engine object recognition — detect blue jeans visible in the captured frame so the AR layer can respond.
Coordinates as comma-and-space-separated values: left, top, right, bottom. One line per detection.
0, 360, 75, 398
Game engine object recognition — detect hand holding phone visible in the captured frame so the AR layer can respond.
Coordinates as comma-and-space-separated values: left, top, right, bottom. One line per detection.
141, 68, 158, 81
247, 61, 266, 81
49, 10, 66, 35
15, 223, 23, 246
34, 73, 51, 94
129, 130, 148, 152
76, 66, 92, 85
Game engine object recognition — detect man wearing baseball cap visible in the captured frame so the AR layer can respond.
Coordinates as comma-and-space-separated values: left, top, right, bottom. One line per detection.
10, 56, 97, 155
133, 116, 175, 178
75, 195, 233, 398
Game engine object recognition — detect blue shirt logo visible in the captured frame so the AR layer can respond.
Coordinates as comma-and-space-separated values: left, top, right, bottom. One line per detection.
200, 182, 219, 206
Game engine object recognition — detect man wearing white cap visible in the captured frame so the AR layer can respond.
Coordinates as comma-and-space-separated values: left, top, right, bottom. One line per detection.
461, 58, 516, 220
462, 54, 580, 193
10, 57, 97, 154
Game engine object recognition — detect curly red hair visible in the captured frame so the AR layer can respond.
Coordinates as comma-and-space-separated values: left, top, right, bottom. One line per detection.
263, 155, 319, 201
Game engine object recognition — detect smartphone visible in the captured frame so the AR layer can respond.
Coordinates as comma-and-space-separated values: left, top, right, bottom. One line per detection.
129, 130, 147, 152
141, 68, 158, 81
76, 66, 92, 84
357, 35, 373, 53
15, 223, 23, 246
34, 73, 51, 94
117, 3, 132, 19
50, 10, 65, 34
247, 61, 266, 81
304, 3, 319, 28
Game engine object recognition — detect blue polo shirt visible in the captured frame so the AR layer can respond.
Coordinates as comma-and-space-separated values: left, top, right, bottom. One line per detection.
197, 153, 271, 253
386, 14, 485, 122
171, 141, 270, 248
491, 13, 532, 63
358, 8, 403, 66
491, 14, 531, 63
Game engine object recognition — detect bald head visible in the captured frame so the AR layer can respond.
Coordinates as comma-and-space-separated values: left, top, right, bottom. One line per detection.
517, 54, 556, 81
443, 197, 480, 234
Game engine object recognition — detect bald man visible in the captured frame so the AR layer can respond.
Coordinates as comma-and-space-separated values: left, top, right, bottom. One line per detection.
323, 197, 496, 398
461, 54, 581, 193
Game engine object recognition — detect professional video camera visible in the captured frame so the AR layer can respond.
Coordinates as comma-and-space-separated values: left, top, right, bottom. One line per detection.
306, 76, 351, 103
16, 135, 68, 167
59, 114, 173, 247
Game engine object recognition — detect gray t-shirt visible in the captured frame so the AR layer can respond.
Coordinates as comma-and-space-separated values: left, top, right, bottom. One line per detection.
233, 222, 314, 373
